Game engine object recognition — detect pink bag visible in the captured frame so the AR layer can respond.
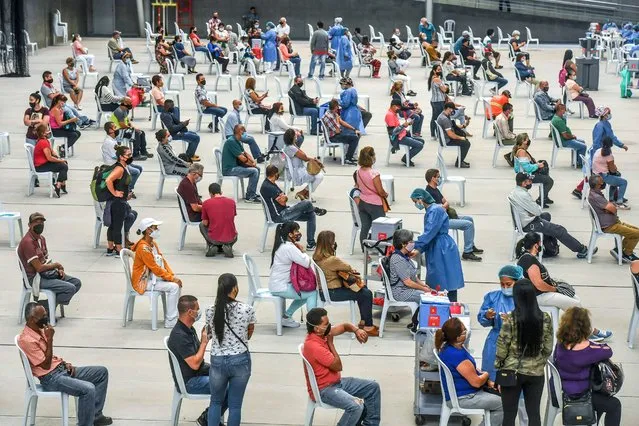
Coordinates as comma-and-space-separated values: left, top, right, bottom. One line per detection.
290, 262, 317, 295
558, 68, 567, 88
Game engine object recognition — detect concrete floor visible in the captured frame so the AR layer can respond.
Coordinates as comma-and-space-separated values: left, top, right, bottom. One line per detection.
0, 36, 638, 426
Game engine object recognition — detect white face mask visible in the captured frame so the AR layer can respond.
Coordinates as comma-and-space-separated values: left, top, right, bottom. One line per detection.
150, 230, 160, 239
167, 136, 172, 142
193, 309, 202, 322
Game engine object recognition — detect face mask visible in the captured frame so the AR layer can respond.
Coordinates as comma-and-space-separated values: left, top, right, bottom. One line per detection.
33, 224, 44, 234
607, 113, 612, 120
542, 86, 549, 92
600, 181, 607, 190
37, 316, 50, 328
293, 233, 302, 242
333, 242, 338, 251
297, 82, 303, 87
254, 24, 259, 28
200, 79, 206, 86
150, 230, 160, 239
125, 157, 133, 165
68, 62, 75, 67
193, 309, 202, 322
515, 35, 520, 40
524, 183, 533, 190
46, 78, 53, 84
125, 104, 132, 110
501, 287, 514, 297
436, 177, 442, 186
406, 241, 415, 252
320, 323, 332, 336
415, 202, 425, 210
29, 102, 36, 109
195, 175, 202, 183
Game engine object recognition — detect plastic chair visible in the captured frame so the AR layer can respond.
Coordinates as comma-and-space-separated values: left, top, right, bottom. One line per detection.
175, 188, 201, 251
312, 261, 357, 333
214, 147, 245, 202
481, 98, 494, 139
213, 61, 232, 91
550, 123, 577, 168
561, 86, 584, 119
299, 343, 339, 425
508, 198, 544, 261
405, 25, 419, 50
467, 26, 483, 49
318, 121, 345, 165
145, 44, 158, 73
156, 155, 183, 200
419, 42, 433, 68
531, 100, 551, 140
164, 336, 210, 426
311, 77, 336, 104
74, 56, 98, 88
385, 134, 411, 168
52, 9, 68, 44
307, 24, 314, 43
194, 92, 219, 132
369, 25, 383, 54
543, 361, 597, 426
277, 47, 294, 77
355, 43, 374, 77
627, 274, 639, 349
348, 195, 362, 255
243, 254, 284, 335
166, 59, 185, 90
513, 66, 533, 98
443, 19, 456, 40
257, 196, 279, 252
241, 91, 266, 135
436, 153, 466, 207
272, 77, 288, 104
0, 202, 22, 247
381, 175, 395, 204
288, 95, 312, 132
526, 27, 540, 48
93, 199, 105, 249
435, 122, 461, 168
539, 305, 560, 349
433, 349, 492, 426
496, 27, 510, 50
585, 199, 622, 265
23, 30, 38, 55
94, 93, 113, 128
106, 45, 122, 73
492, 122, 512, 168
378, 257, 419, 338
120, 248, 167, 331
24, 144, 57, 198
16, 247, 64, 326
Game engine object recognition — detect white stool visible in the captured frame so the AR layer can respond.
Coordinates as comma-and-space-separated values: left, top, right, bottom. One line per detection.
0, 210, 23, 247
381, 175, 395, 204
0, 131, 10, 158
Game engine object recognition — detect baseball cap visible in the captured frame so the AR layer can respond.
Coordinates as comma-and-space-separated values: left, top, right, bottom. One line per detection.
137, 217, 163, 233
28, 212, 46, 224
390, 99, 402, 107
516, 172, 532, 186
502, 90, 512, 98
462, 30, 470, 37
112, 30, 121, 36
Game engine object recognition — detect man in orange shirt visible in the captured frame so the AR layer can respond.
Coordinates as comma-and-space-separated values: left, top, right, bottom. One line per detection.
18, 302, 112, 426
487, 89, 512, 119
302, 307, 381, 425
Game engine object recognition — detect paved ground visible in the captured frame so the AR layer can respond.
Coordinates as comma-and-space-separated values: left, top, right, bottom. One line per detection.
0, 35, 637, 426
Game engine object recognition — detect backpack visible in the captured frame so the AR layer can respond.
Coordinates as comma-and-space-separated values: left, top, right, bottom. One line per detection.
90, 164, 117, 202
290, 262, 317, 295
591, 359, 624, 396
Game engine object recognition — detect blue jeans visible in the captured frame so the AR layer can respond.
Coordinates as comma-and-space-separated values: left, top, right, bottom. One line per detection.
279, 200, 316, 245
319, 377, 381, 426
562, 137, 587, 166
203, 106, 228, 129
271, 283, 318, 317
289, 56, 302, 76
411, 113, 424, 135
208, 352, 251, 426
226, 133, 262, 158
302, 107, 319, 134
195, 46, 209, 54
39, 365, 109, 426
449, 215, 476, 253
127, 164, 142, 189
494, 77, 508, 89
601, 173, 628, 203
308, 54, 327, 78
176, 131, 200, 157
186, 375, 211, 394
398, 136, 424, 160
224, 166, 260, 198
63, 104, 89, 126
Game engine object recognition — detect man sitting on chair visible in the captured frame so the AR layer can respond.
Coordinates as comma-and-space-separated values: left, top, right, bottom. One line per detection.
160, 99, 201, 162
320, 99, 360, 165
194, 73, 227, 132
177, 163, 204, 222
201, 183, 238, 258
302, 307, 380, 425
288, 76, 320, 136
533, 81, 558, 121
222, 124, 261, 203
224, 99, 265, 163
18, 302, 112, 426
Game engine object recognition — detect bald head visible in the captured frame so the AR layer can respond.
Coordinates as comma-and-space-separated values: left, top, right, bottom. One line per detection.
232, 99, 242, 110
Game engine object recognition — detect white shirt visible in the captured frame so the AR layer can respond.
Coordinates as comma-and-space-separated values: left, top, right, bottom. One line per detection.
268, 241, 311, 293
205, 301, 256, 356
276, 24, 290, 38
101, 136, 118, 164
269, 114, 300, 133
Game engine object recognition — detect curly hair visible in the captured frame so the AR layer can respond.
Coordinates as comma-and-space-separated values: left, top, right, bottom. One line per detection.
556, 307, 592, 348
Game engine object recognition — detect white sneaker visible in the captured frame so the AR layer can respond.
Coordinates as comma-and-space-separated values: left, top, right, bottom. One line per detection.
164, 319, 177, 329
281, 317, 300, 328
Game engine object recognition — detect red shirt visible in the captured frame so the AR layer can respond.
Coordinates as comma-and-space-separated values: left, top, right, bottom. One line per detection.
384, 109, 406, 140
33, 138, 51, 168
303, 333, 341, 400
201, 195, 237, 243
18, 326, 64, 378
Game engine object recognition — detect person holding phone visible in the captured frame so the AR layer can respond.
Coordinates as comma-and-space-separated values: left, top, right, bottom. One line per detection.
244, 77, 271, 131
385, 100, 424, 167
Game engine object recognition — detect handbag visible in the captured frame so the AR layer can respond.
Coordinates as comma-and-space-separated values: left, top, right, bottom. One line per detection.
554, 280, 576, 298
562, 391, 596, 425
290, 262, 317, 295
446, 207, 459, 219
357, 170, 391, 213
495, 343, 527, 388
590, 359, 624, 396
306, 159, 324, 176
337, 271, 364, 292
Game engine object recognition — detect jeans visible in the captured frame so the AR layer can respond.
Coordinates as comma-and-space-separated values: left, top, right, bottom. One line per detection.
600, 173, 628, 203
447, 138, 471, 165
449, 216, 476, 253
604, 221, 639, 255
493, 76, 508, 89
357, 200, 386, 246
319, 377, 381, 426
524, 212, 585, 253
302, 107, 319, 134
108, 199, 128, 245
332, 132, 360, 159
63, 104, 90, 126
532, 173, 553, 199
113, 47, 132, 59
430, 101, 445, 137
127, 164, 143, 189
39, 365, 109, 426
325, 287, 374, 326
592, 391, 622, 426
36, 162, 68, 182
410, 113, 424, 135
308, 54, 327, 78
279, 200, 317, 244
452, 390, 503, 426
225, 166, 260, 198
38, 273, 82, 305
203, 106, 228, 129
561, 137, 586, 167
208, 352, 251, 426
186, 375, 210, 394
52, 128, 81, 148
272, 283, 318, 317
175, 131, 200, 157
465, 58, 482, 77
446, 75, 472, 95
398, 135, 424, 160
157, 105, 181, 120
223, 134, 262, 158
500, 373, 544, 426
289, 56, 302, 76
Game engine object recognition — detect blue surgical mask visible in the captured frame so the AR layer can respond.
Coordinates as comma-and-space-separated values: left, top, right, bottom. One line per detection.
414, 202, 425, 210
501, 287, 513, 297
436, 177, 442, 186
607, 113, 612, 121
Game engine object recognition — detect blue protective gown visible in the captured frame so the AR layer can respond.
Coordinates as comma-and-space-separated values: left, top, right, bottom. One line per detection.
336, 35, 353, 74
339, 87, 364, 133
414, 204, 464, 292
591, 119, 624, 163
477, 289, 515, 381
328, 25, 344, 51
261, 29, 277, 63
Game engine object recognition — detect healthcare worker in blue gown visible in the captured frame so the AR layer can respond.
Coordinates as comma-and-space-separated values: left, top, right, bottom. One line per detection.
261, 22, 278, 73
339, 77, 370, 135
410, 188, 464, 302
478, 264, 530, 426
336, 29, 353, 78
328, 17, 344, 52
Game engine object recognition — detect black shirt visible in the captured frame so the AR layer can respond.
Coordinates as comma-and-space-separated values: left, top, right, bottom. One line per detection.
260, 179, 286, 221
425, 186, 445, 205
167, 320, 209, 387
517, 253, 551, 296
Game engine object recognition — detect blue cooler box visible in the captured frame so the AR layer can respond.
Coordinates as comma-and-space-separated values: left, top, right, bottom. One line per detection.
419, 302, 451, 328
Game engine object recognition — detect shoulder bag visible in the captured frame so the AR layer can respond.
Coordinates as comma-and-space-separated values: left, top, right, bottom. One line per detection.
562, 391, 596, 425
357, 169, 391, 213
590, 359, 624, 396
223, 307, 250, 352
337, 270, 364, 292
495, 337, 526, 387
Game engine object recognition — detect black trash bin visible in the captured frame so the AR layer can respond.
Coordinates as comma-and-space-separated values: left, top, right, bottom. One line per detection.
576, 56, 600, 90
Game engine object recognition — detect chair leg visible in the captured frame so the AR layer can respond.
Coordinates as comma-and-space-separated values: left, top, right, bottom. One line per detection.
304, 400, 316, 426
544, 405, 559, 426
178, 222, 187, 251
438, 406, 451, 426
492, 144, 499, 168
586, 233, 598, 264
60, 393, 69, 426
627, 308, 639, 349
156, 175, 165, 200
151, 294, 158, 331
128, 296, 136, 321
18, 288, 30, 324
47, 297, 57, 326
484, 409, 492, 426
122, 296, 130, 327
170, 391, 183, 426
259, 223, 269, 253
274, 297, 283, 336
379, 301, 390, 338
350, 226, 358, 255
23, 393, 35, 426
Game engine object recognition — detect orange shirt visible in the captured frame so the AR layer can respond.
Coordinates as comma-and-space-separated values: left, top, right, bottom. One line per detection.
131, 238, 175, 295
18, 326, 63, 378
303, 333, 341, 401
488, 94, 509, 119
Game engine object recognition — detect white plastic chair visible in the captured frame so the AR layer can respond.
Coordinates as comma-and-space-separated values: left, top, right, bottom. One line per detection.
443, 19, 456, 40
166, 59, 185, 90
288, 95, 312, 132
354, 43, 373, 77
561, 86, 584, 119
145, 44, 158, 72
24, 144, 57, 198
23, 30, 38, 55
0, 202, 22, 247
258, 193, 280, 253
120, 248, 167, 331
277, 47, 294, 77
481, 98, 494, 139
539, 305, 560, 350
526, 27, 540, 48
405, 25, 419, 50
543, 361, 597, 426
531, 100, 551, 140
194, 92, 219, 132
348, 195, 362, 255
213, 61, 232, 91
16, 247, 64, 326
378, 257, 419, 338
52, 9, 68, 44
106, 44, 122, 73
436, 153, 466, 207
369, 25, 383, 54
94, 92, 113, 128
513, 66, 533, 98
384, 134, 411, 168
299, 343, 339, 425
585, 199, 622, 265
496, 27, 510, 50
272, 77, 288, 104
243, 254, 284, 335
508, 198, 544, 261
467, 26, 483, 49
493, 122, 512, 168
75, 56, 98, 88
307, 24, 314, 43
312, 261, 357, 331
627, 274, 639, 349
214, 147, 245, 202
93, 199, 105, 249
156, 155, 182, 200
435, 122, 461, 168
164, 336, 209, 426
241, 90, 266, 134
175, 188, 201, 251
318, 121, 345, 165
433, 349, 492, 426
550, 123, 577, 168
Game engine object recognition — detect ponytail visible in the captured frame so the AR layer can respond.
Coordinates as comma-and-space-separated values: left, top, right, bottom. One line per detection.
270, 221, 300, 266
434, 317, 465, 352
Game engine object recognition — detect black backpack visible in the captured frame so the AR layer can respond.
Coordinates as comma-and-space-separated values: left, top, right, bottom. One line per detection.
90, 164, 117, 202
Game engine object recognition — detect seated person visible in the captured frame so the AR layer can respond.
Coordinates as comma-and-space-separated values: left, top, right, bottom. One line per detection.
108, 30, 137, 62
482, 29, 502, 68
551, 104, 586, 167
151, 75, 178, 116
437, 102, 472, 168
224, 99, 264, 161
111, 99, 152, 161
387, 51, 416, 96
592, 137, 629, 209
459, 38, 481, 80
71, 34, 97, 72
61, 57, 84, 110
49, 95, 82, 151
358, 36, 382, 77
481, 51, 508, 89
425, 168, 483, 261
40, 70, 93, 128
385, 100, 424, 166
221, 124, 261, 203
24, 92, 50, 146
160, 99, 200, 161
436, 317, 504, 425
320, 99, 360, 164
288, 76, 320, 135
441, 52, 472, 96
177, 163, 204, 222
390, 80, 424, 137
18, 303, 111, 426
173, 34, 197, 73
510, 173, 590, 253
512, 133, 554, 202
156, 129, 190, 177
167, 295, 211, 426
32, 124, 69, 197
131, 218, 182, 328
517, 232, 611, 341
588, 175, 637, 261
195, 73, 227, 132
533, 81, 558, 121
453, 31, 470, 54
188, 26, 210, 54
488, 89, 512, 119
200, 183, 238, 258
565, 70, 596, 118
509, 30, 529, 62
313, 231, 378, 336
95, 76, 129, 112
420, 35, 441, 65
244, 77, 271, 131
282, 129, 323, 200
269, 103, 305, 146
514, 53, 538, 85
269, 222, 318, 327
278, 36, 301, 76
495, 103, 517, 147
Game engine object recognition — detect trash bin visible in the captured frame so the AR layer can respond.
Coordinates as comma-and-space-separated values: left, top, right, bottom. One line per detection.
576, 56, 600, 90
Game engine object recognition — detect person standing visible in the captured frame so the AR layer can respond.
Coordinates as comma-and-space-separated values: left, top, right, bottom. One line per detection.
308, 21, 329, 79
104, 146, 136, 256
355, 147, 387, 247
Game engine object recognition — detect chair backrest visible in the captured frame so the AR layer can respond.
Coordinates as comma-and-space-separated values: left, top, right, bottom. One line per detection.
298, 343, 327, 406
307, 24, 314, 39
311, 260, 333, 304
157, 152, 170, 176
245, 59, 258, 77
526, 27, 533, 39
549, 123, 562, 148
288, 94, 301, 117
213, 147, 224, 180
433, 348, 462, 410
444, 20, 455, 33
23, 29, 32, 45
273, 76, 284, 100
498, 27, 505, 40
16, 246, 33, 291
167, 57, 178, 75
494, 122, 505, 147
319, 120, 335, 145
532, 99, 543, 121
368, 25, 376, 38
94, 199, 105, 224
546, 360, 563, 410
483, 99, 493, 121
175, 187, 197, 225
631, 273, 639, 310
107, 44, 114, 61
242, 253, 263, 297
15, 335, 39, 393
259, 193, 275, 224
586, 199, 604, 233
24, 144, 37, 173
378, 256, 399, 303
311, 77, 324, 99
348, 195, 362, 229
436, 153, 450, 181
508, 198, 525, 232
120, 248, 135, 292
435, 121, 447, 147
164, 336, 189, 395
580, 154, 591, 177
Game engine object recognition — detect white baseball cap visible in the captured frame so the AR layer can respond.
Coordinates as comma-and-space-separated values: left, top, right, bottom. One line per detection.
137, 217, 163, 233
512, 30, 521, 36
462, 30, 470, 37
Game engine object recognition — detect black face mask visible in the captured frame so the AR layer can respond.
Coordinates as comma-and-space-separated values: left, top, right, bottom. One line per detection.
333, 242, 338, 251
33, 224, 44, 234
200, 79, 206, 86
600, 182, 607, 190
29, 102, 36, 109
125, 104, 132, 110
37, 316, 49, 328
125, 157, 134, 165
46, 78, 53, 84
297, 82, 303, 87
542, 86, 549, 92
524, 183, 533, 190
291, 233, 302, 242
322, 322, 332, 336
